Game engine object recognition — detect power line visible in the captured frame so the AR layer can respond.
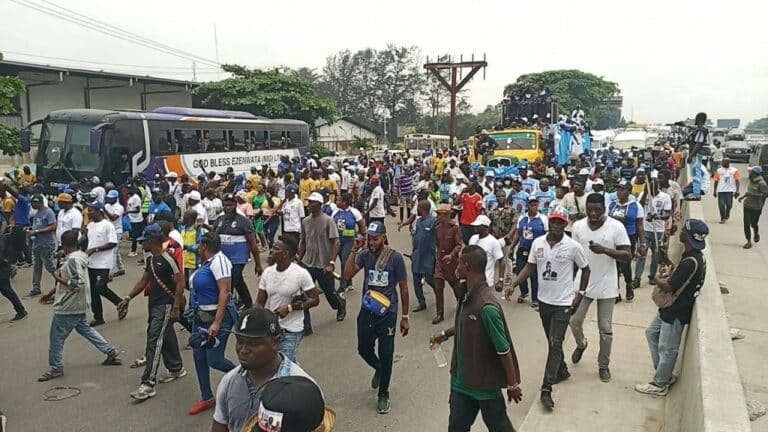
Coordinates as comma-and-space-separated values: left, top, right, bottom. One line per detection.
8, 0, 221, 67
0, 49, 220, 70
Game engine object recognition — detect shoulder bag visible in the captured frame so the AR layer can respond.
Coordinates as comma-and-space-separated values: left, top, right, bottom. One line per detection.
651, 256, 698, 309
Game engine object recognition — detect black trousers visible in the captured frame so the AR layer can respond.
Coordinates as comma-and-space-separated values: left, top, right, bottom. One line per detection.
448, 390, 515, 432
10, 226, 32, 264
89, 268, 121, 322
744, 207, 762, 241
304, 266, 344, 330
538, 301, 570, 392
617, 234, 637, 292
231, 264, 252, 308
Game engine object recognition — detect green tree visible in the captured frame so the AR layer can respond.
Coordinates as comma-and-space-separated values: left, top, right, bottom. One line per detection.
746, 116, 768, 130
456, 105, 501, 140
0, 53, 26, 156
504, 70, 621, 127
194, 65, 338, 126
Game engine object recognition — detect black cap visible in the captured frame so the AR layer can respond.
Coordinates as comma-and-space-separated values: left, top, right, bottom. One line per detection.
222, 192, 236, 202
231, 308, 281, 338
255, 376, 325, 432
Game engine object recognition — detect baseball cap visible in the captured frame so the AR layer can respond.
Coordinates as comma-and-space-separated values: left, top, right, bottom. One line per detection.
197, 173, 206, 180
470, 215, 491, 227
366, 221, 387, 237
138, 223, 164, 241
231, 308, 282, 339
480, 129, 488, 134
636, 167, 646, 174
685, 219, 709, 250
165, 171, 178, 178
750, 166, 763, 175
308, 192, 324, 203
578, 168, 590, 176
90, 176, 100, 185
436, 203, 452, 213
222, 193, 236, 202
254, 376, 326, 432
593, 178, 605, 186
527, 195, 540, 203
616, 179, 631, 189
485, 170, 495, 177
57, 193, 73, 203
188, 328, 222, 350
30, 194, 44, 203
188, 190, 202, 201
548, 207, 570, 223
152, 187, 163, 195
87, 201, 105, 212
286, 184, 298, 194
106, 190, 119, 199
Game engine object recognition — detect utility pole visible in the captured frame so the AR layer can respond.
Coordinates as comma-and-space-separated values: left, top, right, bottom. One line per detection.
192, 61, 197, 81
213, 24, 220, 79
424, 54, 487, 147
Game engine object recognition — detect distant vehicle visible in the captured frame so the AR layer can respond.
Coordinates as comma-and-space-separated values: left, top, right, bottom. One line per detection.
486, 129, 544, 163
612, 130, 649, 150
484, 155, 520, 179
403, 133, 452, 154
748, 142, 768, 180
370, 149, 405, 160
724, 140, 751, 162
726, 128, 746, 141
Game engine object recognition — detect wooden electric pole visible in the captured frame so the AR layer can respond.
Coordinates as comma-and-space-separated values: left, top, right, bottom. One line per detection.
424, 54, 487, 148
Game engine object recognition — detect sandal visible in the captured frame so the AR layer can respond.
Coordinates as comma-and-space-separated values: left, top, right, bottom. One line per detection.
517, 294, 528, 304
130, 356, 146, 369
102, 351, 122, 366
38, 370, 64, 382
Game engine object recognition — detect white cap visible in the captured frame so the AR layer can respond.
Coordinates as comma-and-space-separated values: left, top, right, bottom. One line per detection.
593, 178, 604, 185
485, 170, 495, 177
308, 192, 324, 203
578, 168, 590, 176
481, 129, 489, 134
165, 171, 178, 178
470, 215, 492, 227
188, 190, 201, 201
213, 174, 221, 181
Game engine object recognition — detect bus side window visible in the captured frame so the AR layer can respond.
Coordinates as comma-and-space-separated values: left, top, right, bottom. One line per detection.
286, 131, 298, 149
228, 130, 248, 151
204, 130, 227, 152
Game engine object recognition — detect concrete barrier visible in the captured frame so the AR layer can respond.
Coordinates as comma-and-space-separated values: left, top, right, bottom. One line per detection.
665, 167, 751, 432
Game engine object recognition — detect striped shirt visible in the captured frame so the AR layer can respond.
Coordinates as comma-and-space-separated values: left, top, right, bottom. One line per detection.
397, 174, 415, 195
214, 213, 254, 265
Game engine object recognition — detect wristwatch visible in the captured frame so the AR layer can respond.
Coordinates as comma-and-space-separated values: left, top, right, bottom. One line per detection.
287, 304, 293, 313
124, 295, 131, 303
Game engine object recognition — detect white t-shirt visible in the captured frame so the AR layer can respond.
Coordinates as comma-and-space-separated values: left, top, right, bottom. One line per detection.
127, 194, 143, 223
571, 218, 631, 299
528, 235, 588, 306
170, 183, 184, 207
192, 202, 209, 225
641, 191, 672, 233
715, 167, 739, 193
369, 185, 386, 218
341, 170, 352, 190
469, 233, 504, 286
282, 198, 305, 233
202, 198, 223, 221
86, 219, 118, 269
258, 263, 315, 333
104, 202, 125, 234
56, 207, 83, 241
91, 186, 106, 203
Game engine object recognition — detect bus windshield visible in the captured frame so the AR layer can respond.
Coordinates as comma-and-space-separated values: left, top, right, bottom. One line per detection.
490, 132, 537, 150
38, 122, 101, 172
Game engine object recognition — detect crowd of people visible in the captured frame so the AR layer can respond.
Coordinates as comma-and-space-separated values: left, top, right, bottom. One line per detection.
0, 108, 765, 431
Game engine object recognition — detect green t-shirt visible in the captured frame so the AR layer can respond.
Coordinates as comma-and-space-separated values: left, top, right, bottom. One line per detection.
450, 303, 511, 400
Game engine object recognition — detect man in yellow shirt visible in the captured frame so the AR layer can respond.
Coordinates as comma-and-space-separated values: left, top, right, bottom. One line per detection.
17, 166, 36, 186
299, 170, 320, 207
321, 172, 339, 203
248, 166, 262, 190
631, 167, 647, 197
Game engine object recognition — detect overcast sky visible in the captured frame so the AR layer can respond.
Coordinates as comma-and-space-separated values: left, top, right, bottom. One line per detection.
2, 0, 767, 125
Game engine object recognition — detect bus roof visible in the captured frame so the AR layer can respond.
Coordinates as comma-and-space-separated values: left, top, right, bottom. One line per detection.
42, 107, 308, 127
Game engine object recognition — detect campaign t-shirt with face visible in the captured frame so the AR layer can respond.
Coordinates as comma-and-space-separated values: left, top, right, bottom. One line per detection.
469, 233, 505, 286
641, 191, 672, 233
258, 263, 315, 333
332, 207, 363, 244
713, 167, 741, 193
528, 235, 588, 306
86, 219, 118, 269
356, 248, 407, 315
571, 218, 631, 299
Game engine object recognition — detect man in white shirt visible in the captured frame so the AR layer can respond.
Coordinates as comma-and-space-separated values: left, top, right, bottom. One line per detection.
84, 202, 123, 326
569, 193, 632, 383
104, 190, 126, 277
55, 193, 83, 242
635, 179, 672, 287
505, 207, 590, 411
90, 176, 106, 203
281, 184, 305, 246
712, 158, 741, 223
468, 215, 505, 291
126, 185, 144, 257
366, 175, 386, 224
340, 164, 352, 194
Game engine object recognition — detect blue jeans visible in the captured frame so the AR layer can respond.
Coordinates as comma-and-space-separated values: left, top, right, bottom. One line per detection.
516, 248, 538, 302
338, 240, 354, 292
645, 313, 684, 387
717, 192, 734, 220
265, 218, 279, 248
32, 243, 57, 294
357, 309, 397, 397
0, 277, 25, 314
192, 303, 237, 401
412, 272, 435, 307
278, 331, 304, 363
691, 154, 702, 195
49, 313, 116, 372
635, 231, 665, 283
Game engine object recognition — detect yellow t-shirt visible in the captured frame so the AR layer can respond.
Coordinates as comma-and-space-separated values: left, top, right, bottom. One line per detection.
631, 181, 645, 197
261, 196, 281, 218
246, 190, 258, 206
182, 228, 198, 269
2, 197, 15, 224
18, 172, 36, 185
321, 179, 338, 202
248, 174, 262, 188
435, 158, 446, 176
299, 179, 319, 206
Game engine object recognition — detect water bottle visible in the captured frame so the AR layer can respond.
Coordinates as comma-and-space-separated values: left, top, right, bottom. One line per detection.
431, 344, 448, 368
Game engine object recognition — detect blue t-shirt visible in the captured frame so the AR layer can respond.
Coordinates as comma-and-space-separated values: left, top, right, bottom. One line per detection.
147, 201, 171, 223
356, 249, 407, 315
31, 207, 57, 247
516, 214, 547, 250
608, 200, 642, 236
14, 193, 31, 226
215, 213, 254, 265
333, 208, 359, 245
510, 190, 529, 214
534, 189, 556, 215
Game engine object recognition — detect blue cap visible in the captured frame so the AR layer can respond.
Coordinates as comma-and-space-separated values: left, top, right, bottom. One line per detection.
750, 166, 763, 175
286, 184, 298, 193
64, 188, 76, 195
87, 201, 105, 211
366, 221, 387, 237
138, 223, 164, 241
188, 329, 221, 350
106, 190, 119, 199
684, 219, 709, 250
197, 172, 206, 180
519, 161, 529, 169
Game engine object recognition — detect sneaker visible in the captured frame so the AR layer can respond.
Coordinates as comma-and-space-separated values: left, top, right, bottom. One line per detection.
554, 370, 571, 384
23, 291, 41, 299
89, 319, 105, 327
336, 299, 347, 322
571, 341, 588, 364
412, 304, 427, 313
634, 382, 668, 396
683, 194, 701, 201
188, 399, 216, 415
158, 368, 188, 383
626, 289, 635, 303
599, 368, 611, 382
371, 370, 380, 389
114, 269, 126, 277
667, 375, 678, 387
530, 302, 539, 310
303, 327, 313, 337
127, 251, 138, 257
11, 310, 29, 321
649, 277, 656, 286
376, 394, 391, 414
431, 313, 444, 325
540, 390, 555, 410
130, 384, 157, 400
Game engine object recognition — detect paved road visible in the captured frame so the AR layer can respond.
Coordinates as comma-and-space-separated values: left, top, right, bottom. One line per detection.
1, 218, 546, 432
